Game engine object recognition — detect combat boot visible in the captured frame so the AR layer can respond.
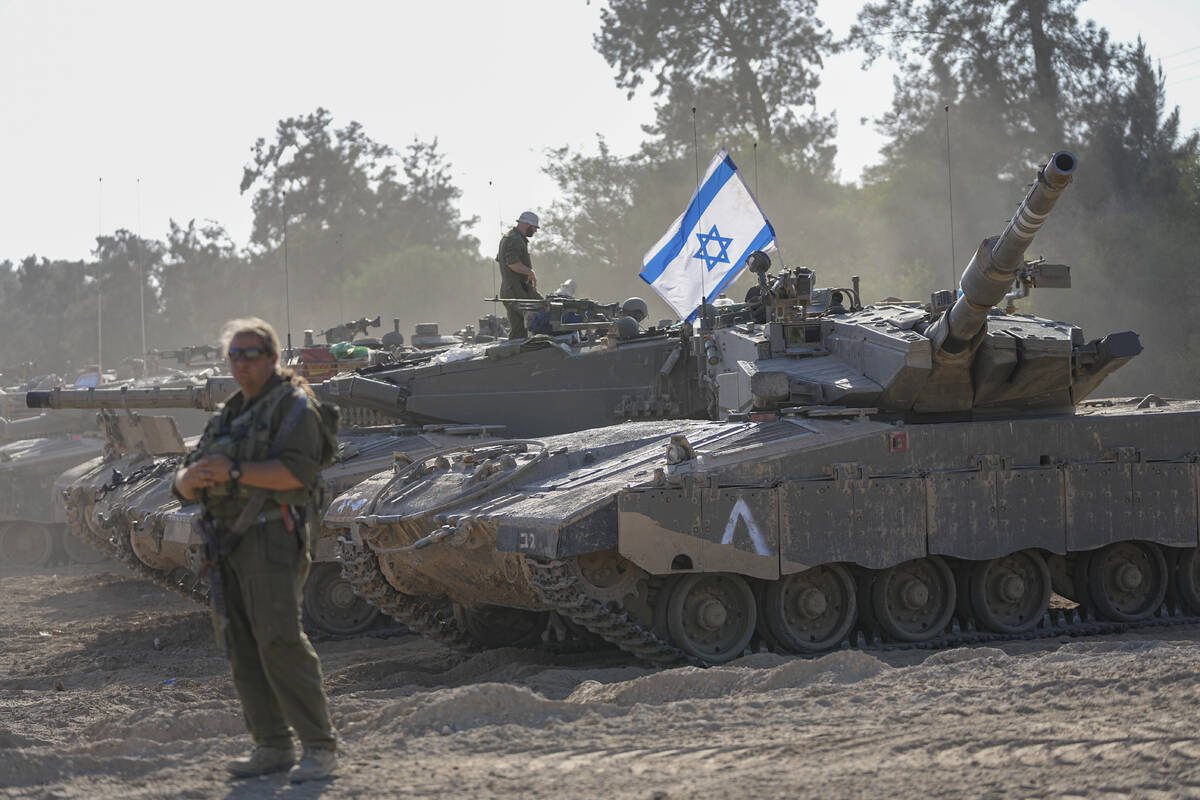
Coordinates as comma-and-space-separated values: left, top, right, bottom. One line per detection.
289, 747, 337, 782
226, 744, 296, 778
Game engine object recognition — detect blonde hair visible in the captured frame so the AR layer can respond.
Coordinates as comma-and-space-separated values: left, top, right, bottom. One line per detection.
220, 317, 281, 358
219, 317, 310, 390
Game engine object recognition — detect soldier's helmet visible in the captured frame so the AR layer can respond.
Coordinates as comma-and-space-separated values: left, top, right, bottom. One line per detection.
518, 211, 540, 228
620, 297, 648, 323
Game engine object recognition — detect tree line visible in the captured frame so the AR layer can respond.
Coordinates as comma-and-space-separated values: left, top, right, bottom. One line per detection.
2, 0, 1196, 396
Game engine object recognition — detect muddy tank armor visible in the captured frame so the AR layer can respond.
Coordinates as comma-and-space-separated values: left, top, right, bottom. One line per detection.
324, 151, 1200, 663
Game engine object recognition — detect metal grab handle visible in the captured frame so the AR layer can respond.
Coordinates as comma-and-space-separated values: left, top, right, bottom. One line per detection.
366, 524, 455, 554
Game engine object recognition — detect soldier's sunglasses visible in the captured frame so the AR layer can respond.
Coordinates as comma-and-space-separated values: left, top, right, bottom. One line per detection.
227, 347, 268, 362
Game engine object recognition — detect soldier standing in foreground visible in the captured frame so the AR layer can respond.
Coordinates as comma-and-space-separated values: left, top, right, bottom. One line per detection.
497, 210, 543, 338
173, 317, 340, 783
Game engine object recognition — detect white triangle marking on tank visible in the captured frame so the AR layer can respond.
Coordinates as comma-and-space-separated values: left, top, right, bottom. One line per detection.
721, 495, 772, 556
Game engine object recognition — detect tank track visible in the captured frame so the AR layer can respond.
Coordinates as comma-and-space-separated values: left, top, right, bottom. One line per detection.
525, 555, 1200, 666
525, 556, 693, 666
63, 457, 212, 606
336, 539, 479, 652
75, 497, 213, 606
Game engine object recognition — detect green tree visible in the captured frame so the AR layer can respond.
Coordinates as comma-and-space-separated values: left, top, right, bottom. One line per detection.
596, 0, 836, 170
238, 108, 483, 336
851, 0, 1121, 167
158, 219, 254, 345
91, 230, 165, 368
1, 256, 92, 377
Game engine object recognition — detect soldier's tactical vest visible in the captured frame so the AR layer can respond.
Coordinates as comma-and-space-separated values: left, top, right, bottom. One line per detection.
198, 380, 325, 520
496, 228, 530, 295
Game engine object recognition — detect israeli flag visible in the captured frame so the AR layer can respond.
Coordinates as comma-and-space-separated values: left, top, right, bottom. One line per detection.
639, 147, 776, 322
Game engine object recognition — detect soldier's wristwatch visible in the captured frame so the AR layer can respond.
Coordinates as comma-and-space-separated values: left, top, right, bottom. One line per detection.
228, 461, 243, 483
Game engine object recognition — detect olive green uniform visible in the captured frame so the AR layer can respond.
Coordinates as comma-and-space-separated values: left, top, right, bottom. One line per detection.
175, 373, 337, 753
496, 225, 542, 338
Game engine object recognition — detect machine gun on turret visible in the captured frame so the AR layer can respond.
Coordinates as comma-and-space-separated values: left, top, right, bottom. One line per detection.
485, 295, 655, 339
147, 345, 224, 366
321, 316, 382, 344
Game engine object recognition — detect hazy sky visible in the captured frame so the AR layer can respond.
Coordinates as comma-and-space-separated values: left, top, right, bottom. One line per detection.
1, 0, 1197, 264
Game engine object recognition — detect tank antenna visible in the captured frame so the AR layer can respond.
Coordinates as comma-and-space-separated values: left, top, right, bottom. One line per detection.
335, 230, 345, 322
282, 191, 293, 357
137, 177, 146, 359
691, 106, 708, 326
489, 179, 498, 300
944, 104, 958, 288
753, 141, 759, 197
96, 176, 103, 384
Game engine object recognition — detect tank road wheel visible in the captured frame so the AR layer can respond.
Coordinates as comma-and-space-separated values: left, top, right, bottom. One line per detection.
967, 550, 1051, 634
665, 573, 757, 663
60, 525, 107, 564
1170, 548, 1200, 615
302, 562, 381, 637
456, 605, 548, 649
0, 522, 56, 568
762, 565, 857, 653
870, 557, 956, 643
1086, 541, 1168, 622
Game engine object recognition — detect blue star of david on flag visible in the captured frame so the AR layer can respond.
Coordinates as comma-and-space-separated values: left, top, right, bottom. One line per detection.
693, 225, 733, 272
639, 147, 776, 322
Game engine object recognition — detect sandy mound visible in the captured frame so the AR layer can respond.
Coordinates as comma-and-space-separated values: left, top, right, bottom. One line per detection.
5, 564, 1200, 798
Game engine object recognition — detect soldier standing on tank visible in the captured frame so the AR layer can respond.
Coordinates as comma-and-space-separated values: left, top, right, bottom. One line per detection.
497, 210, 543, 339
173, 317, 339, 783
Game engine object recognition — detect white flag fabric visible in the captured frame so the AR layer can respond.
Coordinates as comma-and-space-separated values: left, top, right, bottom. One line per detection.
639, 147, 776, 322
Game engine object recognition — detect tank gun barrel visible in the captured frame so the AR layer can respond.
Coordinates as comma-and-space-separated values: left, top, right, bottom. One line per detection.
931, 151, 1077, 355
311, 374, 406, 416
26, 374, 411, 420
26, 377, 240, 412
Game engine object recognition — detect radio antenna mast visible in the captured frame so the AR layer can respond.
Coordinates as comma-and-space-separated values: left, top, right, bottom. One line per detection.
137, 177, 146, 358
97, 177, 103, 383
944, 104, 958, 287
282, 191, 293, 356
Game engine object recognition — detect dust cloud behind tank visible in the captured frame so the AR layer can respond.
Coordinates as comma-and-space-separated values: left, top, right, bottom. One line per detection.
327, 150, 1200, 664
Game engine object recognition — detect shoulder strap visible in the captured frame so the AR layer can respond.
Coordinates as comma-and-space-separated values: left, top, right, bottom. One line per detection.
229, 386, 311, 535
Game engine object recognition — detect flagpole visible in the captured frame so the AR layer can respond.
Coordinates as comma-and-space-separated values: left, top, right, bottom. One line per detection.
691, 106, 709, 329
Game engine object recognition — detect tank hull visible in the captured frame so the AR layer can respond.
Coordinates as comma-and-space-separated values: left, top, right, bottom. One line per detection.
60, 424, 501, 636
0, 435, 107, 567
328, 400, 1200, 662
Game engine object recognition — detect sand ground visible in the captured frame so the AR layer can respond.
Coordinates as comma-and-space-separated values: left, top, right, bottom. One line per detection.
3, 562, 1200, 799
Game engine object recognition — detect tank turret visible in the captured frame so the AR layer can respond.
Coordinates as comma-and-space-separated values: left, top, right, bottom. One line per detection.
927, 151, 1077, 355
707, 150, 1141, 418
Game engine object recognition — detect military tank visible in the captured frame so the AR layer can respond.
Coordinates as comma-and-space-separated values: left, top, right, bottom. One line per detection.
0, 412, 105, 566
316, 295, 706, 437
325, 150, 1200, 664
0, 366, 223, 568
27, 378, 503, 636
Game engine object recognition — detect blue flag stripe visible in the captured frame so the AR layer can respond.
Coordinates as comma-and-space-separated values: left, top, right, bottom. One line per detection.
684, 223, 776, 322
639, 154, 738, 285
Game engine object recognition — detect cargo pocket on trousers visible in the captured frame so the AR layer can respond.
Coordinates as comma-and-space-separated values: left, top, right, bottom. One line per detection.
263, 526, 301, 567
245, 571, 303, 646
